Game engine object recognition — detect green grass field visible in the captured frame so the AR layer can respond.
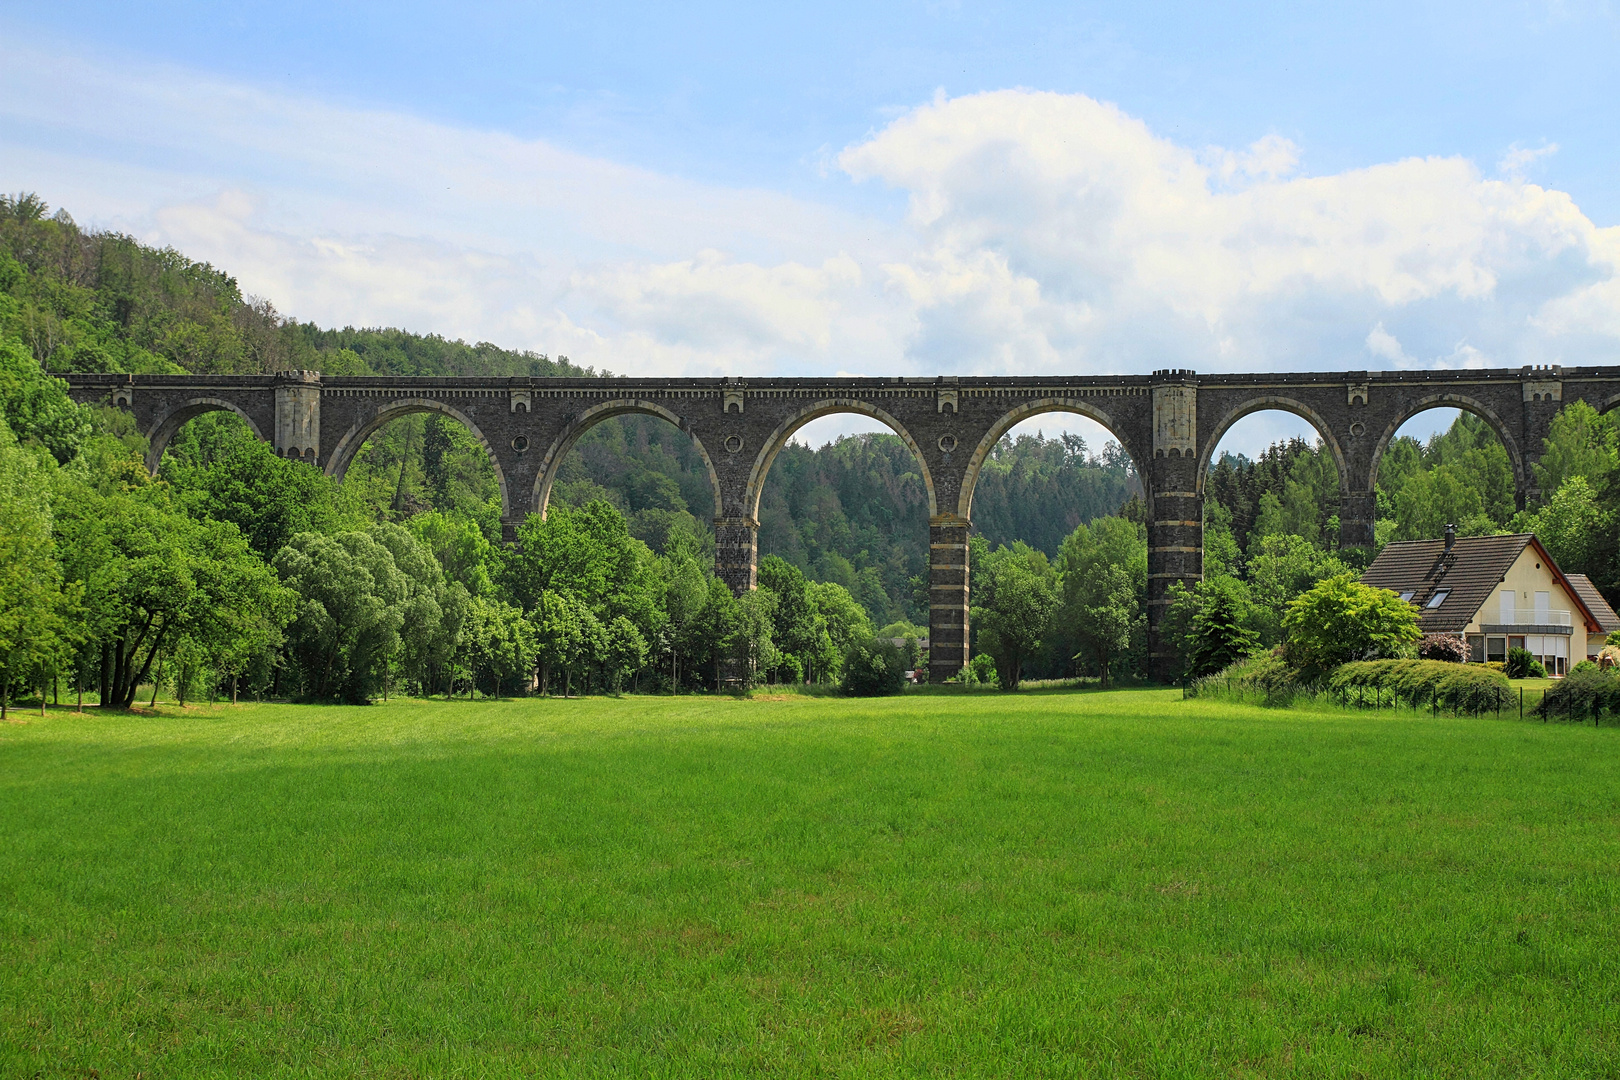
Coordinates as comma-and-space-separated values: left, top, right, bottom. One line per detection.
4, 689, 1618, 1078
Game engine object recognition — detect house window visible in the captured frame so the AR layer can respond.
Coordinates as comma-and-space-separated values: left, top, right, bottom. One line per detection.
1399, 591, 1415, 602
1426, 590, 1449, 609
1486, 636, 1507, 663
1467, 635, 1485, 663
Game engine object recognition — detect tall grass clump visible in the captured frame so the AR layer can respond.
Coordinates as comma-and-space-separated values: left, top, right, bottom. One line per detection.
1187, 653, 1302, 705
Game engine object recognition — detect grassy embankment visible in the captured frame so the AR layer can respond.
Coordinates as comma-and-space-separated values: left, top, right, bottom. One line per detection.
3, 689, 1617, 1077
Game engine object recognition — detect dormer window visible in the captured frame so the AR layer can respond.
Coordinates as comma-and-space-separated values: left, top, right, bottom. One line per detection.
1399, 591, 1415, 602
1426, 590, 1449, 609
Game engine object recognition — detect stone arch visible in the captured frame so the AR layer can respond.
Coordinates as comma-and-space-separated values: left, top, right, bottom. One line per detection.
533, 399, 721, 520
959, 398, 1145, 520
1197, 396, 1350, 496
1598, 392, 1620, 415
744, 399, 938, 521
325, 398, 512, 519
143, 397, 269, 474
1368, 392, 1525, 493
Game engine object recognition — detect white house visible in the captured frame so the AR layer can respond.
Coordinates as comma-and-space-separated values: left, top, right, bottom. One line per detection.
1361, 528, 1619, 676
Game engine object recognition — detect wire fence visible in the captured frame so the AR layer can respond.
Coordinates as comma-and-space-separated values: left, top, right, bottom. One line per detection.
1185, 678, 1612, 726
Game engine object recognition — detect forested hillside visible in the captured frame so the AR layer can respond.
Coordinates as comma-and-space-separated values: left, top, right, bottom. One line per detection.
2, 192, 1615, 702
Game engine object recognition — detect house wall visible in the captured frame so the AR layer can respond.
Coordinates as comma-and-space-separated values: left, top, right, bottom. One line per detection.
1463, 546, 1591, 671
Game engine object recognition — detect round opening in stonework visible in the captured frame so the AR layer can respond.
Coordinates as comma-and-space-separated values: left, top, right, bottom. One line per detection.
724, 435, 744, 454
1349, 421, 1365, 438
938, 433, 958, 453
511, 435, 529, 452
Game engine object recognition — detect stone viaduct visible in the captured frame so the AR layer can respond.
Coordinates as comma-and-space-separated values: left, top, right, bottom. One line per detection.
66, 365, 1620, 683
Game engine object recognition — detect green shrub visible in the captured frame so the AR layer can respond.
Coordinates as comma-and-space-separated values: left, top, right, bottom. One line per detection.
1570, 659, 1598, 676
1505, 647, 1546, 679
948, 653, 999, 687
1536, 666, 1620, 720
1329, 659, 1513, 711
841, 637, 907, 697
1282, 574, 1421, 674
1190, 654, 1301, 705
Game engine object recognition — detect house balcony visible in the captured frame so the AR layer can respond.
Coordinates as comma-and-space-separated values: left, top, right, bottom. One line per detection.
1479, 608, 1574, 634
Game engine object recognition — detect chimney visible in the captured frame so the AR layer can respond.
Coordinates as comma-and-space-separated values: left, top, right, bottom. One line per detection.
1444, 523, 1456, 551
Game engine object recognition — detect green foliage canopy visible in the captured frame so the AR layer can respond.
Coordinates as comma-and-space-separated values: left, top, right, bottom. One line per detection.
969, 540, 1059, 690
1283, 574, 1421, 675
1053, 517, 1145, 687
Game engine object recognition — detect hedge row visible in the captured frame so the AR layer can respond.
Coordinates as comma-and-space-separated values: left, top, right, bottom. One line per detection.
1328, 659, 1513, 710
1191, 655, 1519, 712
1537, 666, 1620, 719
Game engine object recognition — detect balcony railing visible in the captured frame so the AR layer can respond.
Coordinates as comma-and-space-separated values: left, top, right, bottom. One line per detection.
1494, 608, 1573, 626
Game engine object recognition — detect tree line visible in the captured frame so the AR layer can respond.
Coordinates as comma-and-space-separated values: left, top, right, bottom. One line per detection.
0, 341, 913, 712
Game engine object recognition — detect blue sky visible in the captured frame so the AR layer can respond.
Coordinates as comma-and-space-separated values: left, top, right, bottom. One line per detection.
2, 0, 1618, 453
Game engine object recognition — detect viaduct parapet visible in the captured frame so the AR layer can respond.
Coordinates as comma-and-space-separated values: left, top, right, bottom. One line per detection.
67, 365, 1620, 683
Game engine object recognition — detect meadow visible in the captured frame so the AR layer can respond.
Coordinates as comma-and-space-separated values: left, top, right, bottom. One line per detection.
3, 688, 1617, 1078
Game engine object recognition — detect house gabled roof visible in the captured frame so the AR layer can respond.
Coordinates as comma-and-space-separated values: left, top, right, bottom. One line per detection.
1359, 533, 1604, 633
1566, 574, 1620, 633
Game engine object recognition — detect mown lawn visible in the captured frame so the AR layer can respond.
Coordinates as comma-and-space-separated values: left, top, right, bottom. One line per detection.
3, 689, 1618, 1078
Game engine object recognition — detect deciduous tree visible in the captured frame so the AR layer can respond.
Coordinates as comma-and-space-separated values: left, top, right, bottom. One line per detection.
1282, 574, 1420, 675
274, 531, 410, 702
974, 540, 1059, 690
1054, 517, 1145, 686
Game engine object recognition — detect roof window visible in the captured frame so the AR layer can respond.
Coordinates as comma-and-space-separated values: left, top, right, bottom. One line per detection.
1399, 591, 1415, 602
1426, 590, 1450, 609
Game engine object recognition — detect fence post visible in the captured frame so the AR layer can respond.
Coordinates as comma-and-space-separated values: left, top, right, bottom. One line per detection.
1520, 688, 1523, 720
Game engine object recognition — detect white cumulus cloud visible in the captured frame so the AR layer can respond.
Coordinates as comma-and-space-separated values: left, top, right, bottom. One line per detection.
840, 89, 1619, 374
